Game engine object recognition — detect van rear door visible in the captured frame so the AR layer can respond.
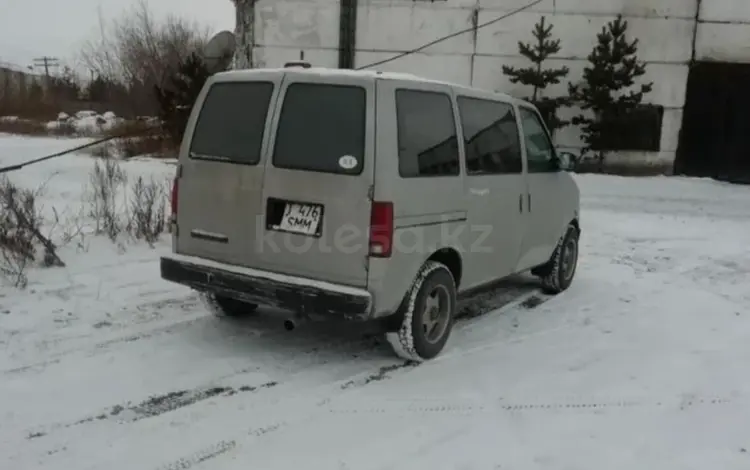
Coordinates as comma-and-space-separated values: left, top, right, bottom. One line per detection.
175, 71, 281, 267
256, 73, 375, 288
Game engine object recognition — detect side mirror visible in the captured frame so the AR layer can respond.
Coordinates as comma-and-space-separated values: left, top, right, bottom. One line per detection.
556, 151, 578, 172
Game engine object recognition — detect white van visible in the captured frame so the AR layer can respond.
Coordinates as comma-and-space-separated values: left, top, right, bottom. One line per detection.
160, 64, 581, 362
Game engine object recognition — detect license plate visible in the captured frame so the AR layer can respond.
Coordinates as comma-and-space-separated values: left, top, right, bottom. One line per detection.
276, 202, 323, 236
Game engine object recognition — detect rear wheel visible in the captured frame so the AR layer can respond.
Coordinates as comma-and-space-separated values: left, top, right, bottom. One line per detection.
386, 261, 457, 362
201, 293, 258, 317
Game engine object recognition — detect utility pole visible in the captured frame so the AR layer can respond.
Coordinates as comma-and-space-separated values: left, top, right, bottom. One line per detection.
33, 56, 60, 80
33, 57, 59, 102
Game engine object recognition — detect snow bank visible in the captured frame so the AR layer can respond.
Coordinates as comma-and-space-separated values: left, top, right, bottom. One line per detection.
45, 110, 128, 134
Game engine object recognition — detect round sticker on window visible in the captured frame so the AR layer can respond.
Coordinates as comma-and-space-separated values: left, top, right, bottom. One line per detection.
338, 155, 358, 170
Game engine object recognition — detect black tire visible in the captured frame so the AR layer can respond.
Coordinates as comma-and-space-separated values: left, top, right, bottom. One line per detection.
200, 293, 258, 317
538, 224, 580, 294
385, 261, 457, 362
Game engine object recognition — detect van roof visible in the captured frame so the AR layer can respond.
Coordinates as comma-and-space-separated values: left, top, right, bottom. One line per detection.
214, 67, 524, 106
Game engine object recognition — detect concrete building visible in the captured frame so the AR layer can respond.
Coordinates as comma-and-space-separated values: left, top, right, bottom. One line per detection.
230, 0, 750, 180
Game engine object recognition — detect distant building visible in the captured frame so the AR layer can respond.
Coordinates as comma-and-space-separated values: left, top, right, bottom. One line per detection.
0, 63, 47, 107
230, 0, 750, 181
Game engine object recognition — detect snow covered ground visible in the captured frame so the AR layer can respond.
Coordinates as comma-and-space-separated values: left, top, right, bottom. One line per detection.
1, 134, 750, 469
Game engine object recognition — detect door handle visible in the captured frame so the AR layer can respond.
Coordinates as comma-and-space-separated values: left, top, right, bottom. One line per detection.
527, 193, 532, 211
470, 188, 489, 196
519, 194, 523, 213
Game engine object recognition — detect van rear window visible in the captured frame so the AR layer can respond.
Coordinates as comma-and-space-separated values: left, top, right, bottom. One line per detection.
273, 83, 365, 175
189, 82, 274, 165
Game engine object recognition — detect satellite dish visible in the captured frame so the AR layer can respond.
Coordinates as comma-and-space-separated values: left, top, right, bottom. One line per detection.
204, 31, 237, 73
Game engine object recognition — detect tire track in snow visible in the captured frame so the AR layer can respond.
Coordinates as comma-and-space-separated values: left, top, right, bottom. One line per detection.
4, 277, 539, 377
4, 297, 377, 377
151, 420, 293, 470
17, 358, 404, 469
340, 361, 420, 390
20, 288, 551, 468
149, 301, 572, 469
24, 382, 280, 440
323, 395, 735, 416
143, 289, 734, 466
15, 328, 385, 442
140, 364, 423, 470
16, 283, 546, 465
18, 330, 386, 441
2, 309, 207, 375
154, 440, 237, 470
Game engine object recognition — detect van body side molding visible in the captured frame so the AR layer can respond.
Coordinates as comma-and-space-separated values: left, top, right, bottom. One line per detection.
190, 229, 229, 243
394, 211, 468, 229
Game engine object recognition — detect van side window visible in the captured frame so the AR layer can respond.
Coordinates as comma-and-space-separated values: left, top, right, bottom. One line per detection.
396, 89, 460, 177
457, 97, 522, 175
273, 83, 365, 174
519, 107, 556, 173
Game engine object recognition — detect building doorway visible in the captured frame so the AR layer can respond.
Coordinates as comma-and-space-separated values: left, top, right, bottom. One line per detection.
675, 62, 750, 183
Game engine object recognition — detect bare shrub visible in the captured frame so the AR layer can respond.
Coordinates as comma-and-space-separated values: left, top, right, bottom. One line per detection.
80, 0, 210, 116
126, 176, 168, 246
87, 158, 127, 240
51, 205, 89, 254
0, 177, 64, 288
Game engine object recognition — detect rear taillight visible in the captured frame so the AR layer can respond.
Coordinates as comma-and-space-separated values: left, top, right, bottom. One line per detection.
170, 176, 178, 216
369, 201, 393, 258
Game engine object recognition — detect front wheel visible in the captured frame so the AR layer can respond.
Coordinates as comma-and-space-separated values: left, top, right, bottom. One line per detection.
537, 224, 580, 294
201, 293, 258, 317
386, 261, 457, 362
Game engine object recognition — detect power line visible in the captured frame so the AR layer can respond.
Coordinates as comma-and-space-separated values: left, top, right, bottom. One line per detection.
0, 128, 158, 175
356, 0, 545, 70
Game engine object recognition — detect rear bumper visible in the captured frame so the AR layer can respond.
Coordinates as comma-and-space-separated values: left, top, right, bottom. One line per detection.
160, 254, 372, 320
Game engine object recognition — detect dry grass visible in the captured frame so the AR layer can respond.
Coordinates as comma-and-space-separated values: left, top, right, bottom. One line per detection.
126, 176, 169, 246
85, 157, 170, 245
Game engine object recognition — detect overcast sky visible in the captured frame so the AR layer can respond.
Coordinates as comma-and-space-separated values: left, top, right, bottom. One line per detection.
0, 0, 235, 71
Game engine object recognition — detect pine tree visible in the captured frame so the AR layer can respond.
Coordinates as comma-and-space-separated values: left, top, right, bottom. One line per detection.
154, 52, 211, 146
502, 16, 570, 132
568, 15, 653, 167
